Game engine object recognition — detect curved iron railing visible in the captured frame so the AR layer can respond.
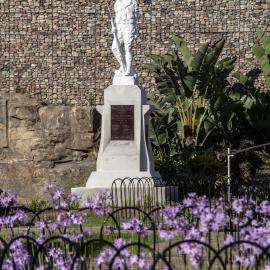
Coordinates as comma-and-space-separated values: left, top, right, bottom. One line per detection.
0, 202, 270, 269
0, 231, 270, 269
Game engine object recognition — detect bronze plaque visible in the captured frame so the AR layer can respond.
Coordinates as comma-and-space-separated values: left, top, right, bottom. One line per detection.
111, 105, 134, 140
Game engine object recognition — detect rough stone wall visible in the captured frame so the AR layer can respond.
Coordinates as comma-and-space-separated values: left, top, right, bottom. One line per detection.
0, 0, 269, 105
0, 92, 95, 202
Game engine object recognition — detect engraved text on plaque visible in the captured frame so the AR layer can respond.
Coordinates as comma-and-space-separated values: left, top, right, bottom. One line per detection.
111, 105, 134, 140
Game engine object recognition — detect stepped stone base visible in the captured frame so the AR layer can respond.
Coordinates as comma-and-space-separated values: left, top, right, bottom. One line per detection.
86, 171, 161, 188
71, 186, 179, 206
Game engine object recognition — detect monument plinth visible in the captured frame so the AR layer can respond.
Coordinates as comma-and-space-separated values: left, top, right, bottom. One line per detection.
85, 84, 160, 189
71, 82, 161, 198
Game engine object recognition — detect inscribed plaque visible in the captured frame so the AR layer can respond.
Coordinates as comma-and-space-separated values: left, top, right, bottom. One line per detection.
111, 105, 134, 140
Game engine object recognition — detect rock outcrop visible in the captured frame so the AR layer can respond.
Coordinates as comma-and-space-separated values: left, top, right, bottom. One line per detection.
0, 92, 96, 203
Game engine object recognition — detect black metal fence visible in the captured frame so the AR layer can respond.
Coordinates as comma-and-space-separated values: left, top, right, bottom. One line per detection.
111, 175, 270, 209
1, 235, 269, 269
1, 169, 270, 269
1, 201, 270, 269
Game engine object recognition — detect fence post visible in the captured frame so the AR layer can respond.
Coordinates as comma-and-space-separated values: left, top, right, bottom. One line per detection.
227, 148, 231, 203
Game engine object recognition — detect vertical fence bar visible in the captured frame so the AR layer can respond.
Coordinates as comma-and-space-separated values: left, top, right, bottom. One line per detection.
227, 148, 231, 204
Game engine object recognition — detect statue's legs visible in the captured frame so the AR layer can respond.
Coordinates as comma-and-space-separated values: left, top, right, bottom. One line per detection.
112, 35, 126, 74
123, 30, 134, 76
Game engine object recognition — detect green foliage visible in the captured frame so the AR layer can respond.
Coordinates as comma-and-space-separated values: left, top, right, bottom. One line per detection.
232, 71, 270, 142
231, 140, 263, 185
253, 29, 270, 89
27, 198, 50, 212
145, 35, 237, 163
179, 151, 227, 195
181, 152, 226, 177
87, 93, 96, 110
146, 34, 270, 182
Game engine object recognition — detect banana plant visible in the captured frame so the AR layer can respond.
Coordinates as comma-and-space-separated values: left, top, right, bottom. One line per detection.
145, 35, 236, 159
253, 29, 270, 89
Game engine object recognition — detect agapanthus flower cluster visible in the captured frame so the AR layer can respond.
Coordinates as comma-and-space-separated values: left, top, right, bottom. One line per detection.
84, 189, 112, 215
0, 190, 28, 229
122, 218, 150, 237
31, 186, 89, 242
0, 190, 17, 208
155, 193, 270, 268
96, 238, 152, 270
45, 247, 77, 270
2, 187, 270, 269
3, 239, 30, 270
46, 185, 81, 210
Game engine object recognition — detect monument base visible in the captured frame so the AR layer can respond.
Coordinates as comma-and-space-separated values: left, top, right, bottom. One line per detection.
85, 170, 161, 188
71, 84, 164, 203
71, 185, 179, 207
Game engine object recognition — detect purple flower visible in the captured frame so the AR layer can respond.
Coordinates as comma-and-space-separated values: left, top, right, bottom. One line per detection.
0, 191, 17, 208
59, 200, 68, 208
36, 220, 46, 230
234, 254, 255, 267
84, 190, 112, 215
46, 247, 76, 270
232, 198, 244, 214
52, 190, 62, 201
259, 201, 270, 214
122, 218, 149, 236
224, 234, 234, 245
3, 240, 31, 270
179, 242, 203, 268
36, 235, 45, 244
158, 227, 180, 241
0, 209, 28, 228
67, 193, 80, 202
114, 238, 126, 249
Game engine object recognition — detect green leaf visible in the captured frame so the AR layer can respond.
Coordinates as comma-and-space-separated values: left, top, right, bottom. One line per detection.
204, 119, 215, 133
172, 35, 194, 70
163, 53, 175, 64
191, 43, 209, 72
266, 44, 270, 55
257, 28, 270, 49
205, 39, 225, 66
233, 71, 252, 86
266, 77, 270, 88
253, 45, 265, 60
213, 95, 222, 109
241, 95, 255, 110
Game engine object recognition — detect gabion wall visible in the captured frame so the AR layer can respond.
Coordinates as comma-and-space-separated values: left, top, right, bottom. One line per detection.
0, 0, 269, 106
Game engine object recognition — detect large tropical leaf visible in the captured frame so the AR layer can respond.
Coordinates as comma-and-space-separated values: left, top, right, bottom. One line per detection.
257, 28, 270, 49
253, 45, 265, 60
205, 39, 225, 67
253, 29, 270, 90
172, 35, 193, 70
191, 43, 209, 72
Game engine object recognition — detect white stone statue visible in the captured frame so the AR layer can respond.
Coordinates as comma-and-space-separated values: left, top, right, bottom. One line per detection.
110, 0, 139, 82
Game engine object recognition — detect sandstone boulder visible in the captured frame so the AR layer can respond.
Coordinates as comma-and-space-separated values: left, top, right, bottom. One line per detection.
0, 92, 96, 203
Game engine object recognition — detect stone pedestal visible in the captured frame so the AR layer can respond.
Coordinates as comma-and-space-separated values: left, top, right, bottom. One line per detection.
71, 186, 179, 207
71, 84, 161, 199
